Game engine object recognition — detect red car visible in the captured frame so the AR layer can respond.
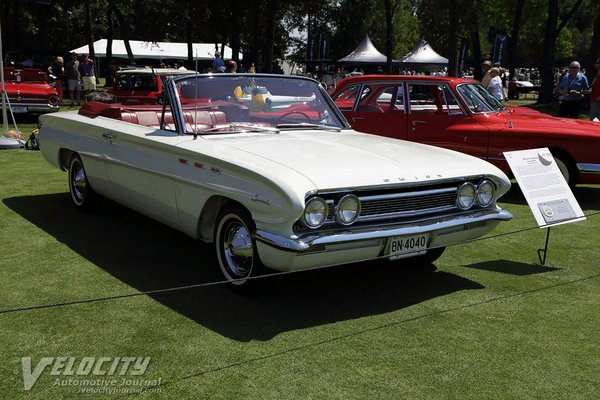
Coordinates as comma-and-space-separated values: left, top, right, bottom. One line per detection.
2, 67, 60, 114
331, 75, 600, 186
106, 67, 192, 105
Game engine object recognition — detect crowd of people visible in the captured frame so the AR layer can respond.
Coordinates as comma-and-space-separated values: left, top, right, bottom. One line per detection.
476, 58, 600, 121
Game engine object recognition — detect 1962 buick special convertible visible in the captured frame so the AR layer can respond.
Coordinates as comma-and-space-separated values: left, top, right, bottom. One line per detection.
39, 73, 512, 287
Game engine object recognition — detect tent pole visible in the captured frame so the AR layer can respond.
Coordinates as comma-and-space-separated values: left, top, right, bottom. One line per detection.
1, 17, 9, 136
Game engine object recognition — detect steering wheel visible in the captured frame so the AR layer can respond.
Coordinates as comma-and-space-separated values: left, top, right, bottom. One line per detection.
276, 111, 311, 123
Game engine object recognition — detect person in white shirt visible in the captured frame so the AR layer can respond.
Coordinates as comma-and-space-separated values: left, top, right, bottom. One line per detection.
487, 67, 504, 101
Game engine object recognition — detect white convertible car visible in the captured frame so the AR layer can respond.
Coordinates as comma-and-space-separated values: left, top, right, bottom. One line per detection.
39, 74, 512, 287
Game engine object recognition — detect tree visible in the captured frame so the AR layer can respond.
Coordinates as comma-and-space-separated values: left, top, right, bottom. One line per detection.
538, 0, 584, 103
383, 0, 400, 73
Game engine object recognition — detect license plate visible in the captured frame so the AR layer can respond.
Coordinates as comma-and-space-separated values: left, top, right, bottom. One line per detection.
388, 233, 428, 260
11, 105, 27, 113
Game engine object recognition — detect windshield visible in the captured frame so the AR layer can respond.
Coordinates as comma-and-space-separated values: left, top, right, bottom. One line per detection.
169, 74, 346, 134
456, 82, 506, 114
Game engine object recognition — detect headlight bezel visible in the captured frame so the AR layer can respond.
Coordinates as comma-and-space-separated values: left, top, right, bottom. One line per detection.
335, 193, 361, 226
457, 182, 477, 210
303, 196, 328, 229
476, 179, 496, 207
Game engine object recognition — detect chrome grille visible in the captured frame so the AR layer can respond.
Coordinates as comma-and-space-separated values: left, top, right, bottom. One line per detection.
358, 188, 457, 222
295, 179, 489, 233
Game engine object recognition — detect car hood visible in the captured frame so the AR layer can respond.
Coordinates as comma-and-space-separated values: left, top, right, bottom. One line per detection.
204, 129, 507, 190
488, 111, 600, 135
5, 81, 56, 96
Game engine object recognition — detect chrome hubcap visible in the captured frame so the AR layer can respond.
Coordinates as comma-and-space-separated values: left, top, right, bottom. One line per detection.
223, 221, 253, 278
71, 162, 87, 203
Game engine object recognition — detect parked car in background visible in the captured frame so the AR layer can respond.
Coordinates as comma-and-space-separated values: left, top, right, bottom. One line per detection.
331, 75, 600, 186
2, 67, 60, 114
38, 73, 512, 287
106, 67, 193, 105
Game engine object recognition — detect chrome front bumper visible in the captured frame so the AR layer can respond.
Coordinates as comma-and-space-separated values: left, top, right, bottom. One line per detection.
254, 208, 513, 253
6, 103, 59, 114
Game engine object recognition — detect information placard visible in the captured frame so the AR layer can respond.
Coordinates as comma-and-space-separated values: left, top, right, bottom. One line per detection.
504, 148, 585, 227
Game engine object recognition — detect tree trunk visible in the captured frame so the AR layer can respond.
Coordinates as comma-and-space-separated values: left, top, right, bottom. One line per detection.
85, 0, 95, 61
105, 5, 114, 86
446, 0, 459, 77
187, 31, 193, 66
587, 2, 600, 82
507, 0, 523, 84
264, 0, 276, 73
384, 0, 395, 74
469, 5, 483, 81
539, 0, 583, 103
110, 2, 135, 64
538, 0, 558, 104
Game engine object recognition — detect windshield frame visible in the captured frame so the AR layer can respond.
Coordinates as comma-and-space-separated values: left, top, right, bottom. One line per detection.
455, 82, 507, 114
164, 73, 350, 136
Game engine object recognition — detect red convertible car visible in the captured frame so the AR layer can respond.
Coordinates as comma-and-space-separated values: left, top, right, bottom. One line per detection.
331, 75, 600, 186
106, 67, 192, 105
2, 67, 60, 114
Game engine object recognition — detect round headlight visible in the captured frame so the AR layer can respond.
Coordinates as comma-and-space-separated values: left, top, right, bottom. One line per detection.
477, 180, 495, 207
304, 197, 328, 228
335, 194, 361, 225
457, 182, 476, 210
48, 95, 60, 106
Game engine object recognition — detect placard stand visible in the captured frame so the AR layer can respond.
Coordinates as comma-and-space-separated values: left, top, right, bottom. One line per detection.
504, 148, 586, 267
537, 227, 551, 265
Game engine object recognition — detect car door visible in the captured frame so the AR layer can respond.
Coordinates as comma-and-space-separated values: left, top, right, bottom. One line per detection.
102, 105, 181, 225
405, 82, 488, 159
335, 82, 408, 139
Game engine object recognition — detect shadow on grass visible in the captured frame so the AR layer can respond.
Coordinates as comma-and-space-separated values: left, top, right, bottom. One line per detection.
5, 193, 484, 341
463, 259, 560, 276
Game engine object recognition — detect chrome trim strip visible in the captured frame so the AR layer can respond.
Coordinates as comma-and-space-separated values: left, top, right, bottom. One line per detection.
577, 163, 600, 173
254, 208, 512, 253
356, 204, 456, 223
358, 187, 456, 201
314, 175, 498, 195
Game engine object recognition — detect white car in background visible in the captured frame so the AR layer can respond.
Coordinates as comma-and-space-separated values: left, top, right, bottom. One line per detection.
39, 74, 512, 288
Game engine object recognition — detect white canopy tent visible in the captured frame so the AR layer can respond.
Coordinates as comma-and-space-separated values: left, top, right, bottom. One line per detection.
338, 35, 398, 65
70, 39, 243, 61
399, 38, 448, 66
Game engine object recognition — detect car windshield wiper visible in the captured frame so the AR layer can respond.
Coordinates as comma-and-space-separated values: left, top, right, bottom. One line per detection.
275, 122, 341, 132
201, 124, 280, 134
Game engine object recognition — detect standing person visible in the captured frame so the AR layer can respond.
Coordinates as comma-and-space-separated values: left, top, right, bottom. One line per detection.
212, 51, 225, 73
47, 56, 65, 104
481, 61, 492, 87
558, 61, 589, 118
487, 67, 504, 101
589, 58, 600, 121
79, 54, 96, 99
65, 53, 81, 106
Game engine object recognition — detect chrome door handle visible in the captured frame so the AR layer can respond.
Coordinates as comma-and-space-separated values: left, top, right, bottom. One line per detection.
352, 117, 366, 121
411, 120, 426, 130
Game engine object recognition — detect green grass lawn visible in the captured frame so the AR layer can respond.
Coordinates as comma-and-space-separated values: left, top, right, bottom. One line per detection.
1, 149, 599, 399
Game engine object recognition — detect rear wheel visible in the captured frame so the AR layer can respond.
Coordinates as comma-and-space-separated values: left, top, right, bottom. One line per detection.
68, 154, 99, 211
215, 206, 265, 289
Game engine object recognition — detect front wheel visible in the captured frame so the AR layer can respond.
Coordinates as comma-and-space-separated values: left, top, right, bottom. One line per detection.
215, 206, 264, 289
68, 154, 99, 212
554, 154, 576, 187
